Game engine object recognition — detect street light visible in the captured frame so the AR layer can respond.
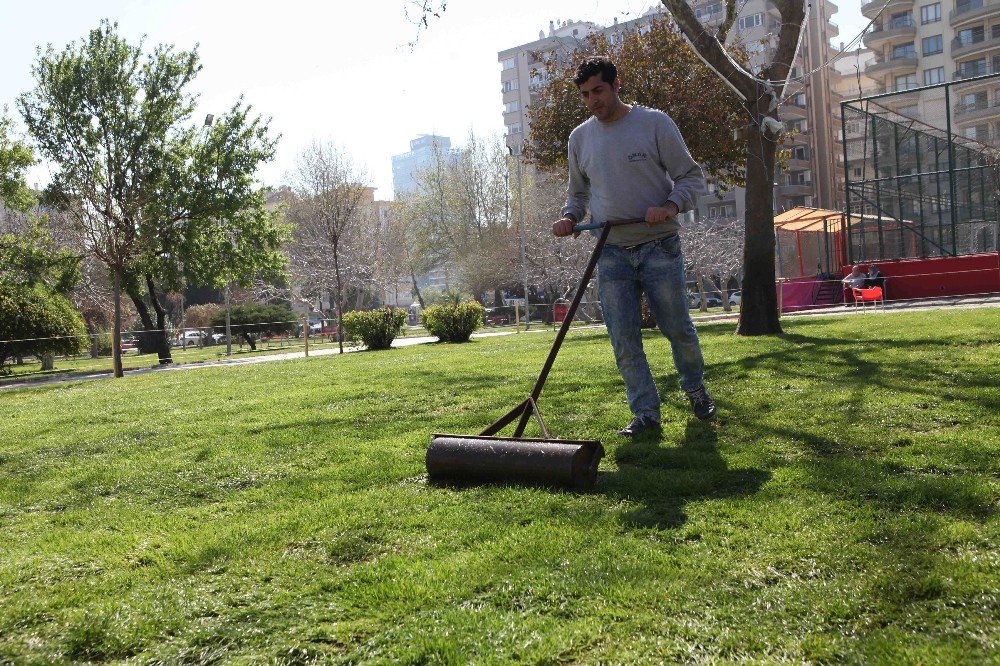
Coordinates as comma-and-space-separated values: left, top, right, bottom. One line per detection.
509, 140, 530, 328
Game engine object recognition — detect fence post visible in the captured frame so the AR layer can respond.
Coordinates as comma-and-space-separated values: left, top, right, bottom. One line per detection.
515, 303, 520, 333
778, 279, 785, 318
303, 316, 309, 357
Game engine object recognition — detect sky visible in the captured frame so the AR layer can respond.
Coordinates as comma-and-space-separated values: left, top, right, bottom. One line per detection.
0, 0, 869, 200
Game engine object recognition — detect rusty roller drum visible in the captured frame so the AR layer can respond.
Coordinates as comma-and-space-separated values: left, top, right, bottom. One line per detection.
427, 434, 604, 491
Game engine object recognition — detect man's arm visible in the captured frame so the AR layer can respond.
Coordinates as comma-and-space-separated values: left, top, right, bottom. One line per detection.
656, 113, 705, 215
555, 134, 588, 238
560, 136, 589, 225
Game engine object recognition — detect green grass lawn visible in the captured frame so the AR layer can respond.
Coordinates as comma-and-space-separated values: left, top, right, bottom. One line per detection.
1, 309, 997, 663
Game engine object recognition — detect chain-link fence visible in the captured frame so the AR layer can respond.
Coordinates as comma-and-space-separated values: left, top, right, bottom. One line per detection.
842, 74, 1000, 264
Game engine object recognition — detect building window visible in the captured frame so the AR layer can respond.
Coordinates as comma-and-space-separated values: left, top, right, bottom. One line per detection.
957, 57, 987, 79
920, 3, 940, 24
793, 146, 808, 160
894, 73, 918, 91
695, 3, 723, 21
507, 123, 522, 135
923, 66, 945, 85
922, 34, 943, 55
892, 42, 916, 59
501, 57, 516, 71
504, 101, 520, 114
956, 26, 985, 46
889, 12, 914, 29
738, 13, 763, 29
502, 79, 519, 93
788, 119, 809, 133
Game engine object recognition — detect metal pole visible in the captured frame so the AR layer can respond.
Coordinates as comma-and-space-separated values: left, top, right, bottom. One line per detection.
303, 316, 309, 357
945, 83, 959, 255
515, 142, 530, 329
841, 103, 853, 267
225, 284, 232, 356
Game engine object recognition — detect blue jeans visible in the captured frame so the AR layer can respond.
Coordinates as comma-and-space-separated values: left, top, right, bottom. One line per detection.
597, 234, 705, 422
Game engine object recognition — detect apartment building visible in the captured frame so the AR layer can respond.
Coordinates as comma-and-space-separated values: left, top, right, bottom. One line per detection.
861, 0, 1000, 144
390, 134, 461, 197
498, 3, 846, 220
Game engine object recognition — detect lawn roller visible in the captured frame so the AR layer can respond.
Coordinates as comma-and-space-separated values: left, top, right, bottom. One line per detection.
427, 219, 644, 491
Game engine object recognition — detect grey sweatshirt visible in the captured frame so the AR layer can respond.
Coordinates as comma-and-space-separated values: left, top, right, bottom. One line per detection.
561, 105, 706, 247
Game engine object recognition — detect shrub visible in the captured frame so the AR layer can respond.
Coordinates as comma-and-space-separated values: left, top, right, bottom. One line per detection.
0, 283, 87, 374
421, 301, 485, 343
342, 307, 407, 350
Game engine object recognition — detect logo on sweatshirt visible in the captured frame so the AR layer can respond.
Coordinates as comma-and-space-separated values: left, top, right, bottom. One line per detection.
628, 151, 649, 163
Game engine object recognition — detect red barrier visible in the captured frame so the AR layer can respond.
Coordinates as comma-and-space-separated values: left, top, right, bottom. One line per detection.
841, 253, 1000, 300
778, 277, 818, 313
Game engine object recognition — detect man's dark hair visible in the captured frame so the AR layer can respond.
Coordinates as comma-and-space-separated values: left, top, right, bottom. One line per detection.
574, 57, 617, 87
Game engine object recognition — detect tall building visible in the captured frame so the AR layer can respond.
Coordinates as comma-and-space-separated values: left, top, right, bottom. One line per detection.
497, 4, 846, 218
390, 134, 460, 197
860, 0, 1000, 141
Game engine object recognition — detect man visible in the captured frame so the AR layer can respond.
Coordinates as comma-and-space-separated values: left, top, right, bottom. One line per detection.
842, 265, 866, 289
865, 264, 883, 290
552, 57, 715, 437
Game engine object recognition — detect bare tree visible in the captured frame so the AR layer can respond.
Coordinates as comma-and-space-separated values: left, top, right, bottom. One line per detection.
286, 141, 374, 353
683, 217, 745, 312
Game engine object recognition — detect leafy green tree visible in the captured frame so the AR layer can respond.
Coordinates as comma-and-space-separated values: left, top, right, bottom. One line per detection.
0, 226, 85, 374
525, 17, 747, 192
19, 21, 287, 377
0, 113, 36, 212
210, 304, 295, 351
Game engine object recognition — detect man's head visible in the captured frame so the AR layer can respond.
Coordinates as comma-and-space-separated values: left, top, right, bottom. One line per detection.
852, 265, 862, 274
869, 264, 878, 272
574, 57, 624, 122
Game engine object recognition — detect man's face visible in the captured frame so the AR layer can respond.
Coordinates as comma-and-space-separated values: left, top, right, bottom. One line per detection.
578, 74, 621, 122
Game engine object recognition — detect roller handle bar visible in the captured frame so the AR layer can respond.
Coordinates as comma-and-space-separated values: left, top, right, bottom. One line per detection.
572, 218, 645, 232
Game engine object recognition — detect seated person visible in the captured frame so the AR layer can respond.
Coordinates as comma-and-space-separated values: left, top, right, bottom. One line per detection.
864, 264, 884, 291
842, 265, 866, 290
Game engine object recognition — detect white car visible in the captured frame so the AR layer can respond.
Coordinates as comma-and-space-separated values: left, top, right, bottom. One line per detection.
729, 291, 742, 306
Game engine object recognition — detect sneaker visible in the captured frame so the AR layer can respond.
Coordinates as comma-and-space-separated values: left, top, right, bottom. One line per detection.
686, 385, 717, 421
617, 415, 660, 437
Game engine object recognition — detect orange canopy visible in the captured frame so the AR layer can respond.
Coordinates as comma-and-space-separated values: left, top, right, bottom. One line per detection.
773, 206, 845, 233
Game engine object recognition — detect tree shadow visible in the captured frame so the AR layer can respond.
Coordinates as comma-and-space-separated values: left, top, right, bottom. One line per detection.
597, 420, 771, 530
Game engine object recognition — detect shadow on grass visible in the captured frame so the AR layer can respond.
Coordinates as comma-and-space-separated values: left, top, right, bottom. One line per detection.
598, 420, 771, 530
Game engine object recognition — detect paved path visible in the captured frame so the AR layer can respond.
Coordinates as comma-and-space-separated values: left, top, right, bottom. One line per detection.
4, 294, 998, 391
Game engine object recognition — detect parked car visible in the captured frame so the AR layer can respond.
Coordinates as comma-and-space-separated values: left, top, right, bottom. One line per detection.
689, 293, 722, 309
729, 291, 742, 306
483, 306, 514, 326
174, 330, 208, 346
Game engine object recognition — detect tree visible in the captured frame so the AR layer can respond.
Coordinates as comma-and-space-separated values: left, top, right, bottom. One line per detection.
286, 141, 375, 354
400, 132, 519, 304
660, 0, 804, 334
0, 225, 86, 374
0, 113, 36, 213
683, 216, 744, 312
525, 17, 747, 192
19, 21, 286, 377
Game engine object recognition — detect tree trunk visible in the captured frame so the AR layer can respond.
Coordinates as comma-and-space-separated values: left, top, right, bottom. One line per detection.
737, 114, 783, 335
112, 269, 123, 378
145, 274, 173, 365
410, 269, 425, 308
333, 241, 345, 354
41, 354, 54, 371
242, 332, 256, 350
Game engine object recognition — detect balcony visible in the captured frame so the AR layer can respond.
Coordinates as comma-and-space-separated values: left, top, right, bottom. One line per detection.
951, 31, 1000, 59
776, 183, 815, 197
863, 18, 916, 48
954, 96, 1000, 121
862, 0, 912, 19
954, 61, 990, 80
865, 54, 918, 75
950, 0, 1000, 27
